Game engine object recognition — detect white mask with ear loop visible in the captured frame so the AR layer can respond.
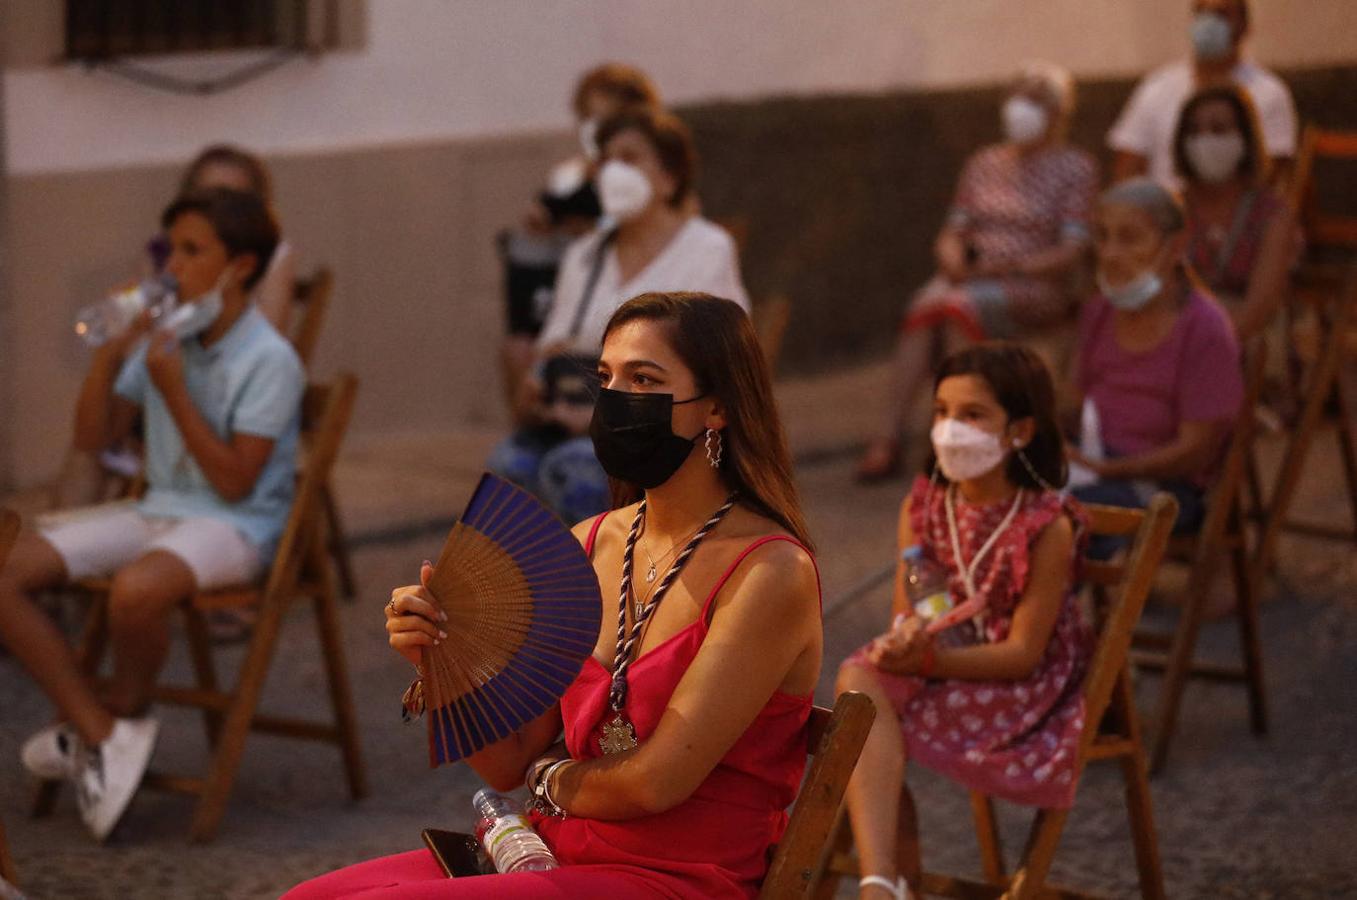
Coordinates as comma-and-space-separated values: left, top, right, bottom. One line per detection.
1186, 132, 1246, 184
597, 159, 654, 222
1190, 11, 1234, 62
1002, 96, 1049, 145
931, 418, 1008, 482
1097, 241, 1169, 312
161, 268, 229, 340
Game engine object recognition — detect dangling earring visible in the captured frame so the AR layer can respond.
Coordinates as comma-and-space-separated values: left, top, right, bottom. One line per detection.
705, 428, 723, 468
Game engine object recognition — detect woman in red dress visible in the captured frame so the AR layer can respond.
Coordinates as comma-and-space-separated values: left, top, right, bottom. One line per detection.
285, 292, 822, 898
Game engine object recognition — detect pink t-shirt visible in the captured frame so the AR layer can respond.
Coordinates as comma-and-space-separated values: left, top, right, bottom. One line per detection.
1076, 289, 1243, 482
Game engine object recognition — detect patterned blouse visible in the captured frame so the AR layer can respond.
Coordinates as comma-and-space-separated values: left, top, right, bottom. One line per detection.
947, 143, 1098, 328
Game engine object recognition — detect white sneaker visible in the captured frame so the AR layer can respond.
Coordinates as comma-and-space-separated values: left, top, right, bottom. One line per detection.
20, 721, 81, 780
74, 717, 160, 843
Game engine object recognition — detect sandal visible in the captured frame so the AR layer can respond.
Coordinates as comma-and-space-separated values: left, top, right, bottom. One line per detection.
859, 874, 910, 899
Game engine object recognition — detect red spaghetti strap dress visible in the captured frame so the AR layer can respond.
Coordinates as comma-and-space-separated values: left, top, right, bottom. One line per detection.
283, 515, 819, 899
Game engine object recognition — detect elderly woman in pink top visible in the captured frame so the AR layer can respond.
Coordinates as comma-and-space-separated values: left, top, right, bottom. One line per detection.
1069, 178, 1244, 552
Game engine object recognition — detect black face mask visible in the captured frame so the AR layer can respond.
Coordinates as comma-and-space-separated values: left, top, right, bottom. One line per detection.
589, 387, 705, 489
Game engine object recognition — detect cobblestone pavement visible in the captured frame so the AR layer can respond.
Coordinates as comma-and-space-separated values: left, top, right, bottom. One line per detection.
2, 362, 1356, 898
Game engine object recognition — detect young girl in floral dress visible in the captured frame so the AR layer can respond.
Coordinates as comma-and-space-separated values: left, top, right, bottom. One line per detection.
837, 342, 1090, 900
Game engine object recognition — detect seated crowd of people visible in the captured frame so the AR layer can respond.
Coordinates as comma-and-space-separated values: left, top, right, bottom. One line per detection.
0, 0, 1326, 897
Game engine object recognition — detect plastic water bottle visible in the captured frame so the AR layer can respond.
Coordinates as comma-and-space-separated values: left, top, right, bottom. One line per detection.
472, 788, 559, 873
74, 275, 177, 347
901, 545, 973, 648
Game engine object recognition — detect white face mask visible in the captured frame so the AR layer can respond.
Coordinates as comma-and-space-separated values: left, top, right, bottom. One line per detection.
1002, 96, 1049, 145
1186, 131, 1246, 183
1190, 11, 1234, 62
161, 270, 228, 340
597, 159, 654, 223
1097, 268, 1163, 312
931, 418, 1009, 482
578, 118, 601, 161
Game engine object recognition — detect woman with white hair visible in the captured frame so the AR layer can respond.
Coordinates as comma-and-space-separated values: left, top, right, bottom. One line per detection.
858, 62, 1098, 481
1070, 177, 1243, 552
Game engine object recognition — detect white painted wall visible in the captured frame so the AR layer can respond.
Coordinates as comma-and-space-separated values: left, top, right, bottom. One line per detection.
6, 0, 1357, 176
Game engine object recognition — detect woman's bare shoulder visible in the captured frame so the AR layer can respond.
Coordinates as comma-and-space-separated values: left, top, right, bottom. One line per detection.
569, 504, 638, 549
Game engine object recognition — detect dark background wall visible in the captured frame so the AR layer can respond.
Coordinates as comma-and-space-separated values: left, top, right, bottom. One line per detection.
683, 63, 1357, 376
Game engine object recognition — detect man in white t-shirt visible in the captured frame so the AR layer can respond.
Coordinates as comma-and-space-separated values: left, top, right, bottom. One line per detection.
1108, 0, 1296, 187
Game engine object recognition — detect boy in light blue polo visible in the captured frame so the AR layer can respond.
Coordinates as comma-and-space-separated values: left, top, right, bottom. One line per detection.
0, 188, 303, 841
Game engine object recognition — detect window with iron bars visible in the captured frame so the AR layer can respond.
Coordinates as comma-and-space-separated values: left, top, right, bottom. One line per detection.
64, 0, 339, 60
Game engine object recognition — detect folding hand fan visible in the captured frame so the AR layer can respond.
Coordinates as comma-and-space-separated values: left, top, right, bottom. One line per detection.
420, 473, 602, 766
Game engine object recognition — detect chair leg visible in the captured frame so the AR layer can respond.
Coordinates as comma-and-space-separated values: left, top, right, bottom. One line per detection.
321, 482, 357, 600
1254, 328, 1342, 576
810, 809, 854, 900
308, 536, 367, 800
1114, 671, 1166, 900
1228, 518, 1268, 736
1147, 548, 1219, 774
1330, 374, 1357, 536
1003, 808, 1069, 900
187, 591, 290, 842
182, 606, 223, 748
969, 791, 1006, 885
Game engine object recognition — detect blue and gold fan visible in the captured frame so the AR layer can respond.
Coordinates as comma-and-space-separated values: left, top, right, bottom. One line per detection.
422, 473, 602, 766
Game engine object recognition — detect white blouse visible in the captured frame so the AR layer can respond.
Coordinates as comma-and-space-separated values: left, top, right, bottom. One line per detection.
535, 217, 750, 355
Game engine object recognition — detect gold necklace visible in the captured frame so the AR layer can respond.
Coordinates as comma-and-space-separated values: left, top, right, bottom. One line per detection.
640, 522, 703, 585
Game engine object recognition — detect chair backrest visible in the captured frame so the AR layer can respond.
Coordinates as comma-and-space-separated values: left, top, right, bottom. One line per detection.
261, 372, 358, 601
1289, 125, 1357, 252
0, 509, 19, 573
289, 268, 334, 369
759, 691, 876, 899
1075, 495, 1178, 761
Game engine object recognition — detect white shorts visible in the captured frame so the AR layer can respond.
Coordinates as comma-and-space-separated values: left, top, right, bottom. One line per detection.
36, 500, 262, 592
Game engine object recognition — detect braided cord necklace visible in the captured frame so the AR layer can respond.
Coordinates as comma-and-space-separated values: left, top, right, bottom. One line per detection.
599, 492, 739, 755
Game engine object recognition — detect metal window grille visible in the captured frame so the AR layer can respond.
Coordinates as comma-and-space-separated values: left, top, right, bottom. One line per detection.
65, 0, 327, 60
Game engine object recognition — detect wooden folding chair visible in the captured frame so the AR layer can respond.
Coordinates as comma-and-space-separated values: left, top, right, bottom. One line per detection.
1131, 344, 1269, 773
291, 268, 358, 601
0, 509, 21, 888
814, 494, 1178, 900
758, 691, 876, 899
1248, 127, 1357, 573
33, 374, 366, 842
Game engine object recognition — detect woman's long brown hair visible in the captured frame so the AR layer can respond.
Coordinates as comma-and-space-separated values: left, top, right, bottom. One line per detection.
601, 292, 814, 551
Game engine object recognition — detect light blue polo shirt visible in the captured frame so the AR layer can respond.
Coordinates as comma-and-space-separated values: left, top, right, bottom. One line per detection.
114, 306, 305, 559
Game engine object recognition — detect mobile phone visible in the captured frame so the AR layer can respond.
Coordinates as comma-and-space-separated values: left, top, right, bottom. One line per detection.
421, 828, 490, 878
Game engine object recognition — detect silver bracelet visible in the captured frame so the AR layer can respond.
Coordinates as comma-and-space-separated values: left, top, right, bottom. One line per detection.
539, 759, 571, 818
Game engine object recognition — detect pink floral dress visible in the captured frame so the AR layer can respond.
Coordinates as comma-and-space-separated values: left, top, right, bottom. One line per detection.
846, 477, 1092, 809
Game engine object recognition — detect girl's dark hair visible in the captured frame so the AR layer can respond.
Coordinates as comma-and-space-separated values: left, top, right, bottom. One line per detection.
180, 144, 273, 200
595, 108, 696, 209
571, 63, 661, 118
162, 188, 280, 291
925, 342, 1067, 491
602, 292, 813, 550
1172, 83, 1268, 187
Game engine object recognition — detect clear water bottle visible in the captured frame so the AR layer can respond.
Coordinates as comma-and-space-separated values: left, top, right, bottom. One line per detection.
901, 545, 973, 648
472, 788, 559, 873
74, 275, 177, 347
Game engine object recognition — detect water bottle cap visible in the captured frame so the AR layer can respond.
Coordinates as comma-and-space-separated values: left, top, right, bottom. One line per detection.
901, 544, 924, 562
